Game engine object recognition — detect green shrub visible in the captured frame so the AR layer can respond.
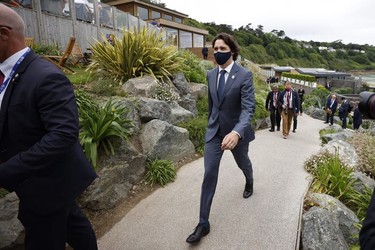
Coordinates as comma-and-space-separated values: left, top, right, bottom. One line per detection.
145, 158, 176, 187
32, 43, 60, 56
307, 149, 354, 200
282, 72, 316, 82
178, 96, 208, 154
252, 93, 268, 126
88, 27, 182, 83
0, 188, 9, 199
178, 49, 207, 83
78, 99, 133, 169
178, 116, 207, 154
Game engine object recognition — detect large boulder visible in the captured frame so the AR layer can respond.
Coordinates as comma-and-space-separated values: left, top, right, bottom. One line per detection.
189, 82, 208, 100
136, 97, 172, 123
302, 207, 348, 250
115, 98, 142, 134
322, 139, 359, 169
309, 193, 359, 245
172, 73, 190, 95
321, 130, 354, 143
350, 172, 375, 194
177, 95, 197, 115
80, 140, 147, 210
169, 101, 194, 125
0, 193, 23, 249
122, 76, 158, 98
139, 119, 195, 162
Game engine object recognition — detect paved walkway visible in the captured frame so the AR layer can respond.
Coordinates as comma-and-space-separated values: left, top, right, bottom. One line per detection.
98, 115, 327, 250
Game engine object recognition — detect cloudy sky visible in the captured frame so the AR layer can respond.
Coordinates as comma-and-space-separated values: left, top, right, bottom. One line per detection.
160, 0, 375, 46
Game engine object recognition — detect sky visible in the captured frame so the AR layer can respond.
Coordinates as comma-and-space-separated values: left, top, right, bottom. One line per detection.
160, 0, 375, 46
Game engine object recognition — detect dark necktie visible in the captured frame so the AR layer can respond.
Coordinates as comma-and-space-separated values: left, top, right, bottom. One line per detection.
217, 70, 226, 101
0, 70, 4, 86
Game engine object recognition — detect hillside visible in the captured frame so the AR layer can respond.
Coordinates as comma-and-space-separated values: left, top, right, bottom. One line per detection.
185, 19, 375, 71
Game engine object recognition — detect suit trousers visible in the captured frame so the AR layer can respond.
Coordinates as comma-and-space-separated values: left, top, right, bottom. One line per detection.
18, 200, 97, 250
326, 112, 334, 125
199, 134, 253, 225
281, 109, 294, 136
269, 107, 281, 130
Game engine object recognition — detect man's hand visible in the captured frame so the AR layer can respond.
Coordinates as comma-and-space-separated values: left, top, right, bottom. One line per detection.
221, 132, 240, 150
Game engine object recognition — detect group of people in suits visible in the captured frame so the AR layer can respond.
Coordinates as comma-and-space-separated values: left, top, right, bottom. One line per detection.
0, 4, 98, 249
265, 83, 304, 139
325, 93, 362, 129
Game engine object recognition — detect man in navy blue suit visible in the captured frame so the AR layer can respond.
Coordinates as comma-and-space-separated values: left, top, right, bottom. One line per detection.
0, 4, 97, 249
186, 33, 255, 244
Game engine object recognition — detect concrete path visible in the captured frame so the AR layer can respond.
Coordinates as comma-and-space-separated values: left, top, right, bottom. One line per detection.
98, 115, 327, 250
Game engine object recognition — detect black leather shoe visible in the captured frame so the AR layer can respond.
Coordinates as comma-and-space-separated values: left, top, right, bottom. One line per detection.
269, 129, 275, 132
243, 182, 253, 199
292, 130, 296, 133
186, 224, 210, 244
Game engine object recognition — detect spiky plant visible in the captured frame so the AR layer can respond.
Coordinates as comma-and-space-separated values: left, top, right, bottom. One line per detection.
88, 27, 182, 83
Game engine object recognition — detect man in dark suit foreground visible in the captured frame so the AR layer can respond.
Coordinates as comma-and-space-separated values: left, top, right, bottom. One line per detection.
265, 84, 281, 132
186, 33, 255, 244
0, 4, 98, 249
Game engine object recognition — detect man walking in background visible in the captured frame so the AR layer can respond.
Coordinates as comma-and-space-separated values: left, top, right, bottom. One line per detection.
186, 33, 255, 244
265, 84, 281, 132
325, 94, 338, 126
278, 81, 300, 139
339, 97, 350, 129
0, 4, 98, 249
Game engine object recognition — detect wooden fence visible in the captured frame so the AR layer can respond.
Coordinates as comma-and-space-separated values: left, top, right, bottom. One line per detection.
9, 0, 155, 53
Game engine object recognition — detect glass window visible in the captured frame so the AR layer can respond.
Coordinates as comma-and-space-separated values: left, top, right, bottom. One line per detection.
193, 34, 204, 47
138, 6, 148, 20
175, 17, 182, 24
151, 11, 160, 19
164, 27, 178, 47
128, 14, 138, 32
164, 14, 172, 21
180, 31, 192, 48
116, 9, 128, 31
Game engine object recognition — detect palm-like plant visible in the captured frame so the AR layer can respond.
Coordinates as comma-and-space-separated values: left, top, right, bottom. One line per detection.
88, 27, 182, 82
78, 99, 133, 169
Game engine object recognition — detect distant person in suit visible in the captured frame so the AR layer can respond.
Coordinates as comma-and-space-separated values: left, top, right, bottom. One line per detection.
186, 33, 255, 244
277, 81, 300, 139
324, 94, 338, 126
0, 4, 98, 250
353, 102, 363, 130
297, 86, 305, 113
338, 97, 350, 129
292, 85, 302, 133
265, 84, 281, 132
202, 46, 208, 60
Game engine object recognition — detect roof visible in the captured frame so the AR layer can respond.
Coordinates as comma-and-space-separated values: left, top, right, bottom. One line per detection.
295, 68, 351, 77
106, 0, 189, 18
272, 66, 294, 72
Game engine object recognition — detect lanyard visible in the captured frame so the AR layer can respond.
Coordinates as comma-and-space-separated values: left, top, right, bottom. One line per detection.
0, 48, 31, 95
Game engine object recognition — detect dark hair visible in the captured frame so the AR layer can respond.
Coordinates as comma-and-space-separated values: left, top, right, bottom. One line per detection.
212, 33, 240, 61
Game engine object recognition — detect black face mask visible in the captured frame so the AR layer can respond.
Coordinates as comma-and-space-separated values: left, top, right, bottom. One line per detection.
214, 51, 232, 65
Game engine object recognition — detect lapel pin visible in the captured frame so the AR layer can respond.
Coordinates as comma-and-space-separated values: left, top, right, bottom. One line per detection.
231, 75, 235, 79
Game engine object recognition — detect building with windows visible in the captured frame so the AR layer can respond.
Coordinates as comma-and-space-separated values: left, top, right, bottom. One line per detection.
106, 0, 209, 48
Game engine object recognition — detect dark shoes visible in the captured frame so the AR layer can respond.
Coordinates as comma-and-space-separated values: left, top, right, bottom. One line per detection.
277, 127, 280, 131
186, 224, 210, 244
269, 128, 275, 132
243, 182, 253, 199
292, 129, 296, 133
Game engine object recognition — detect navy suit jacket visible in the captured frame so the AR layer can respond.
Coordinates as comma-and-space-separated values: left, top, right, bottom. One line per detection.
277, 90, 300, 113
0, 51, 97, 215
325, 97, 338, 113
205, 62, 255, 143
